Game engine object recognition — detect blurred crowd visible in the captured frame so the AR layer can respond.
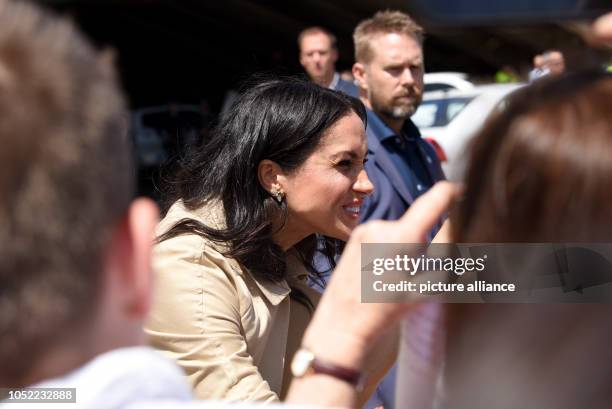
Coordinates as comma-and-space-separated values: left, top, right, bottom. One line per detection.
1, 1, 612, 409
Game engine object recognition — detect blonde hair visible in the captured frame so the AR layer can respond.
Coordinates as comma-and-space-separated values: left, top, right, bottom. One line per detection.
353, 10, 424, 63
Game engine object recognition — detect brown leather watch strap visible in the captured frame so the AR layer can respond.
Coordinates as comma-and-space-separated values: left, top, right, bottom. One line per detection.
310, 358, 364, 388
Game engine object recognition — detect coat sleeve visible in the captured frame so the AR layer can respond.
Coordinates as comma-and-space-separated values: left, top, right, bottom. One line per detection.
145, 234, 279, 402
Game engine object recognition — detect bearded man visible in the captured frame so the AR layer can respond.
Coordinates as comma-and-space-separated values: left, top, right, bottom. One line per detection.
352, 11, 445, 224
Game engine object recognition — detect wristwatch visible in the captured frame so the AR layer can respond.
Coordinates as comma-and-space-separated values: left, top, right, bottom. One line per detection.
291, 347, 365, 390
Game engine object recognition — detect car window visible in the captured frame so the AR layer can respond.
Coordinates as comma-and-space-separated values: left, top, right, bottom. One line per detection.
411, 102, 439, 128
412, 96, 474, 128
446, 98, 472, 122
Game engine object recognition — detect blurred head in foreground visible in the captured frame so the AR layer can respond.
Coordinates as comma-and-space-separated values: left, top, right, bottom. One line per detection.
444, 71, 612, 409
0, 0, 158, 387
454, 71, 612, 243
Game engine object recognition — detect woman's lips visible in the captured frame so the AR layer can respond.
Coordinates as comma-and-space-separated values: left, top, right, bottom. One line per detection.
342, 202, 363, 219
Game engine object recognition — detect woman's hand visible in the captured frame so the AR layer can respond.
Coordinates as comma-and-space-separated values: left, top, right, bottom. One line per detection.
287, 181, 461, 407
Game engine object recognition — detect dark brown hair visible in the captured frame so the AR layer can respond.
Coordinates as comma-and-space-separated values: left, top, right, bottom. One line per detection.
0, 0, 131, 385
159, 78, 366, 287
452, 71, 612, 243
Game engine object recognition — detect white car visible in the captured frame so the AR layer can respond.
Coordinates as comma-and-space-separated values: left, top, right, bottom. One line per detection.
424, 72, 475, 92
412, 83, 524, 182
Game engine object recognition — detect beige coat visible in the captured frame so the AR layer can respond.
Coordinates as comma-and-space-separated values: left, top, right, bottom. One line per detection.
145, 201, 319, 401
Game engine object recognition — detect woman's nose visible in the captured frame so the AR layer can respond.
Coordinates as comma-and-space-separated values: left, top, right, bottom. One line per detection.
354, 169, 374, 197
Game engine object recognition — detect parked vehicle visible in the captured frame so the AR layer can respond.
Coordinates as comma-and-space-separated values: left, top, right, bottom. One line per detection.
412, 83, 524, 181
131, 104, 208, 168
424, 71, 475, 92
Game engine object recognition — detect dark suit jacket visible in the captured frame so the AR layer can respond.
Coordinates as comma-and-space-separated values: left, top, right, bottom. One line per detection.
334, 77, 359, 98
359, 111, 445, 409
361, 110, 445, 223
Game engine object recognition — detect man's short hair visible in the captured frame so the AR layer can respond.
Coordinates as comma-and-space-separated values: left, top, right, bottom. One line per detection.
353, 10, 424, 63
0, 0, 132, 384
297, 26, 337, 50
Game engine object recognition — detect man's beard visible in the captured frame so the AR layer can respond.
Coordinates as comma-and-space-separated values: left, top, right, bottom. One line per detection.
382, 105, 417, 120
369, 90, 421, 121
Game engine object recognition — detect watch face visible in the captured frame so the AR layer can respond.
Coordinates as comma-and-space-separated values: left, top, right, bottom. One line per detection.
291, 349, 315, 377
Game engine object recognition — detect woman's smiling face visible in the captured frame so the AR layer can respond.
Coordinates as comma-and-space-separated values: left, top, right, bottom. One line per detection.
278, 112, 374, 243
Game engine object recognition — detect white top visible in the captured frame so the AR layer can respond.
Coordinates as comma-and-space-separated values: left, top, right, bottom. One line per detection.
1, 347, 309, 409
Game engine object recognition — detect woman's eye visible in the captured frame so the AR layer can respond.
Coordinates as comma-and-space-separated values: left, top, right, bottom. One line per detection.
336, 157, 367, 170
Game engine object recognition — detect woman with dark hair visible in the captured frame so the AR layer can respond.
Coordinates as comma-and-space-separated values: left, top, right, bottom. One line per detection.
396, 71, 612, 409
145, 78, 375, 401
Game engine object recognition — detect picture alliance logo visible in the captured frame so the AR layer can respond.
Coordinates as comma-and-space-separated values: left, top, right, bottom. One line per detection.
371, 254, 488, 276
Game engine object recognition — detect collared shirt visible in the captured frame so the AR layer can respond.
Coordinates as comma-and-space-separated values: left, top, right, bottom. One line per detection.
328, 72, 340, 90
330, 73, 359, 98
367, 111, 435, 200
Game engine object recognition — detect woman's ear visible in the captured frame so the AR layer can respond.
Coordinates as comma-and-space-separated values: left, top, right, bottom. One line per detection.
258, 159, 283, 193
